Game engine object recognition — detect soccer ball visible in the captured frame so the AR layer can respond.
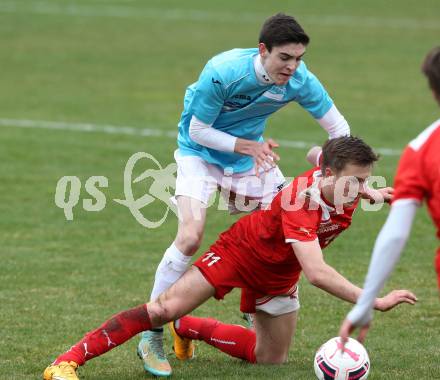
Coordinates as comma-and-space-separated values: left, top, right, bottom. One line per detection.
314, 337, 370, 380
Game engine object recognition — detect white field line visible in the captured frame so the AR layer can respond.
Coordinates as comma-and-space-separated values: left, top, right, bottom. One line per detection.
0, 118, 178, 139
0, 1, 438, 30
0, 118, 401, 156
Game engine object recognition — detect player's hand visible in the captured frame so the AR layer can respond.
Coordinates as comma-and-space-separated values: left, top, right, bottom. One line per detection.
254, 138, 280, 176
376, 187, 394, 203
375, 289, 417, 312
362, 186, 394, 204
234, 138, 280, 176
339, 318, 370, 347
306, 146, 322, 167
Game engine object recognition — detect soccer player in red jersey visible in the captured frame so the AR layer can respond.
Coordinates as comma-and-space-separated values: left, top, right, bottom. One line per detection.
43, 137, 416, 380
339, 46, 440, 344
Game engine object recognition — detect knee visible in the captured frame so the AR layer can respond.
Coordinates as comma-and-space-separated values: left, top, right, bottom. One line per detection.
175, 226, 203, 254
255, 349, 288, 365
147, 299, 175, 327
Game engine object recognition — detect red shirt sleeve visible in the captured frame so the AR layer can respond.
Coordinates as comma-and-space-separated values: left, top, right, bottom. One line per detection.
281, 200, 320, 242
392, 146, 427, 204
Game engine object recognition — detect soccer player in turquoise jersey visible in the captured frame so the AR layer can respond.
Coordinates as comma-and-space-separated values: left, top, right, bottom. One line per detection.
139, 13, 352, 376
177, 46, 334, 173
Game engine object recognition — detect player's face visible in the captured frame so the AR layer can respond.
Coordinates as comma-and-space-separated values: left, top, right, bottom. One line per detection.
259, 42, 306, 85
322, 163, 372, 206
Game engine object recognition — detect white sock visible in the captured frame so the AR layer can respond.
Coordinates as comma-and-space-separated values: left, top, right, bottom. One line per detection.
149, 243, 191, 301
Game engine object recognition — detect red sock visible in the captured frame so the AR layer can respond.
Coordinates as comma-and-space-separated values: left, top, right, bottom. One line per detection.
54, 304, 151, 366
175, 315, 256, 363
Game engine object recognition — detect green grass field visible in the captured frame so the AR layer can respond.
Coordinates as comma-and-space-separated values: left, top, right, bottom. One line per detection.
1, 1, 440, 379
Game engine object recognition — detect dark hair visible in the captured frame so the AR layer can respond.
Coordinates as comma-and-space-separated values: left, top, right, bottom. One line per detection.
321, 136, 379, 174
259, 13, 310, 51
422, 46, 440, 97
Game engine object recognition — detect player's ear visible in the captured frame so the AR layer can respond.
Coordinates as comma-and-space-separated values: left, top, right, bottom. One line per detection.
259, 43, 268, 58
324, 167, 334, 178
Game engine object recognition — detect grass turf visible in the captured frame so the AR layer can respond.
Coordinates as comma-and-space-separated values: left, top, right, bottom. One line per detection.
0, 1, 439, 379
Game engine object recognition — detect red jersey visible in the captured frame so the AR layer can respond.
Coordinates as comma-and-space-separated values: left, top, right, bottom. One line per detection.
393, 118, 440, 239
392, 118, 440, 283
209, 168, 359, 295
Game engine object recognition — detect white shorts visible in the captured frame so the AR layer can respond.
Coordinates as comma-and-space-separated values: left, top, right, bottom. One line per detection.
256, 286, 300, 316
173, 149, 286, 211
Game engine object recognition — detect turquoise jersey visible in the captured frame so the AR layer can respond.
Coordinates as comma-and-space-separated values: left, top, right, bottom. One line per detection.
177, 48, 333, 173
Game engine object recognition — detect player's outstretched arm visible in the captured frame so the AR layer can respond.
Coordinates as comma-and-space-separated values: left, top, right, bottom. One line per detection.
291, 241, 416, 309
362, 186, 394, 204
339, 288, 417, 345
292, 240, 362, 303
339, 318, 370, 345
338, 200, 419, 345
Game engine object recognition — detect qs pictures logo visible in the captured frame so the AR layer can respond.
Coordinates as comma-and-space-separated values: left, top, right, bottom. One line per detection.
54, 152, 177, 229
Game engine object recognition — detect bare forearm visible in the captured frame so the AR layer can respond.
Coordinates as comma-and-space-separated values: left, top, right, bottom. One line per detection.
234, 138, 259, 155
312, 265, 364, 304
312, 265, 388, 310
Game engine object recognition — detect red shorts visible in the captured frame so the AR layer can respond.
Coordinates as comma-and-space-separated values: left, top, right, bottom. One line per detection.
193, 245, 299, 314
194, 249, 249, 301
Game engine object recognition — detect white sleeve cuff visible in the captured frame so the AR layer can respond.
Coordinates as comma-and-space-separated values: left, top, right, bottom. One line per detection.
189, 115, 237, 152
317, 104, 350, 138
286, 238, 318, 243
315, 150, 322, 166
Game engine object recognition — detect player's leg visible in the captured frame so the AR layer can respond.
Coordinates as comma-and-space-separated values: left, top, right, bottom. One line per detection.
150, 151, 217, 301
149, 195, 208, 301
149, 266, 215, 325
140, 151, 216, 376
253, 310, 298, 364
170, 286, 300, 365
253, 287, 300, 363
170, 309, 297, 365
148, 152, 224, 302
172, 315, 257, 362
43, 267, 214, 380
138, 195, 208, 375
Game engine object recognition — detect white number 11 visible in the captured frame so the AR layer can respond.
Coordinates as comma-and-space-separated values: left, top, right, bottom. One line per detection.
202, 252, 221, 267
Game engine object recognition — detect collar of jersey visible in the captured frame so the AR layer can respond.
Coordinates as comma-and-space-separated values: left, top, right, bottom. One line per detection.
253, 55, 275, 85
301, 171, 335, 221
304, 170, 359, 220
